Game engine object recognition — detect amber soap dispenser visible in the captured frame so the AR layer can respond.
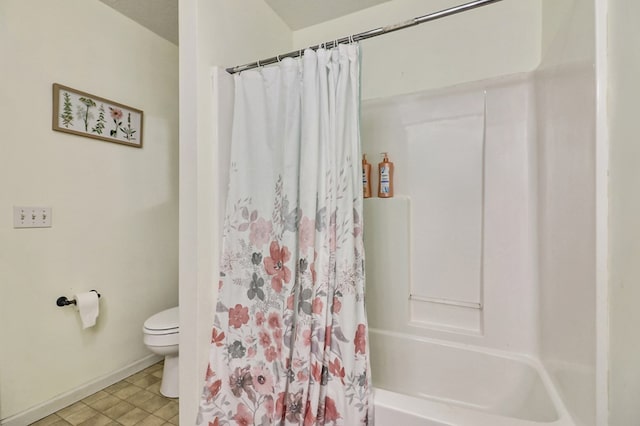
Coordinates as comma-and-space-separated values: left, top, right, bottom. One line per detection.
377, 152, 394, 198
362, 154, 372, 198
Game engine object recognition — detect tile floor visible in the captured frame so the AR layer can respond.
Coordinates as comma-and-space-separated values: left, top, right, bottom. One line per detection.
30, 362, 178, 426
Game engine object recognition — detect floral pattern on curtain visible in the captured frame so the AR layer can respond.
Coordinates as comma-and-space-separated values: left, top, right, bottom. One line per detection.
197, 45, 370, 426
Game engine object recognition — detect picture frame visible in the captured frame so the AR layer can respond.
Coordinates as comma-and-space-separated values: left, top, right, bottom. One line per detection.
52, 83, 143, 148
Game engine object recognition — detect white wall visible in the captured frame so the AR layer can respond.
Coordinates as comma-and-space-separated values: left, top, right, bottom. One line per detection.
178, 1, 291, 424
608, 0, 640, 424
293, 0, 541, 100
536, 1, 597, 425
540, 0, 594, 69
0, 0, 178, 421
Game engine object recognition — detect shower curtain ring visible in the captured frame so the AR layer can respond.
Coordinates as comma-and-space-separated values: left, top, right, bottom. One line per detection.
257, 59, 261, 68
276, 55, 281, 62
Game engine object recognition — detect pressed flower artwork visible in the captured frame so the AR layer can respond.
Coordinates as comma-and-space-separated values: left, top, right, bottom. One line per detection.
52, 83, 143, 148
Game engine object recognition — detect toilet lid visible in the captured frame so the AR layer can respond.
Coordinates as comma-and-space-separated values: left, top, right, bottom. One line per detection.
144, 306, 179, 332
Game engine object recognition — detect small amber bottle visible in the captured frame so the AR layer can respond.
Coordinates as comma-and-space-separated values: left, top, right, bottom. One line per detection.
377, 152, 394, 198
362, 154, 372, 198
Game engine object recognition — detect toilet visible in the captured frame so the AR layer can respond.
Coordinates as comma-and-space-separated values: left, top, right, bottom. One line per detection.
143, 307, 179, 398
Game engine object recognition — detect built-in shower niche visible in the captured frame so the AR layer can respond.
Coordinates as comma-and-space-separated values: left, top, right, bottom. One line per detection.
363, 73, 537, 353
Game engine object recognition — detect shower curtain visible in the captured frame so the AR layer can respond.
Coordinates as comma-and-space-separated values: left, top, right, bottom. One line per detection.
197, 44, 371, 426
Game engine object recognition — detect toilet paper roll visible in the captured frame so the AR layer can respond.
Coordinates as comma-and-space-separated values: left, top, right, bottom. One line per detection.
74, 291, 100, 329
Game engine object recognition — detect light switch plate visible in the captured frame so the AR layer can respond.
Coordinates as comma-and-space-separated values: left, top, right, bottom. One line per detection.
13, 206, 52, 228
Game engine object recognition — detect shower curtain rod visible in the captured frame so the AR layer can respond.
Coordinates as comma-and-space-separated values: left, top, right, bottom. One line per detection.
226, 0, 504, 74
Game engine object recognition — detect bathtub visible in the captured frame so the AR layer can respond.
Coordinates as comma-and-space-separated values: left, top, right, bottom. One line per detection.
370, 329, 574, 426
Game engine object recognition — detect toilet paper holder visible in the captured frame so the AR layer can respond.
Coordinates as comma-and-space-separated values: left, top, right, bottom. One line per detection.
56, 290, 101, 307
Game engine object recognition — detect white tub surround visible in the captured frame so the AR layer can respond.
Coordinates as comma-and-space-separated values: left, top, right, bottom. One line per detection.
362, 73, 578, 426
362, 73, 537, 352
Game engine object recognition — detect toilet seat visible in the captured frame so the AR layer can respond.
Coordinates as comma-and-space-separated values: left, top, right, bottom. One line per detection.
143, 307, 179, 335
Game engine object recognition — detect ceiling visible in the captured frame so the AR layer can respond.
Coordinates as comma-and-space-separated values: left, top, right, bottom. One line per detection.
99, 0, 393, 45
99, 0, 179, 45
264, 0, 392, 30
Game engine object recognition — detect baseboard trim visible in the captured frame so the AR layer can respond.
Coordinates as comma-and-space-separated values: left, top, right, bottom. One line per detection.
0, 354, 162, 426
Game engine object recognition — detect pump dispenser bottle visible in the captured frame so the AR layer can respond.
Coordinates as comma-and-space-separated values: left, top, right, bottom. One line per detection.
378, 152, 394, 198
362, 154, 372, 198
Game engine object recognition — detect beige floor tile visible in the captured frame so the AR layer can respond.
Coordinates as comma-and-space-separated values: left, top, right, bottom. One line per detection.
56, 402, 87, 419
103, 381, 129, 394
146, 381, 162, 396
153, 401, 178, 420
31, 413, 64, 426
62, 405, 99, 425
168, 414, 179, 425
103, 400, 135, 419
112, 383, 143, 400
137, 395, 172, 413
124, 371, 148, 384
132, 374, 161, 388
76, 413, 113, 426
85, 395, 121, 412
115, 407, 150, 426
81, 391, 110, 406
126, 389, 156, 406
48, 420, 73, 426
137, 415, 167, 426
